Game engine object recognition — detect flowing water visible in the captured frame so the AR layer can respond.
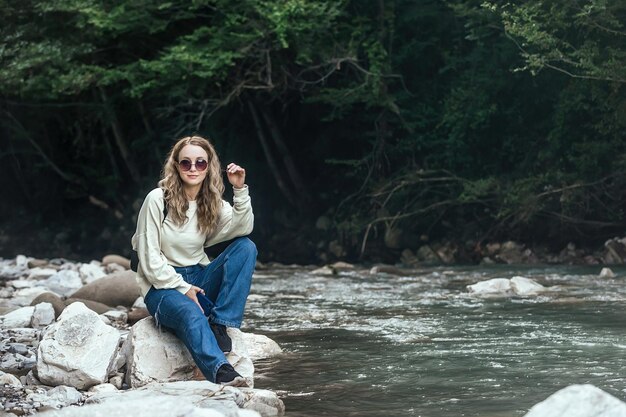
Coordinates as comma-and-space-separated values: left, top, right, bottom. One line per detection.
243, 265, 626, 416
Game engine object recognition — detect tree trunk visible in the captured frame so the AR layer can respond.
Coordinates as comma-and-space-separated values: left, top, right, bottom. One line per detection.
99, 87, 140, 180
247, 99, 298, 207
259, 106, 312, 206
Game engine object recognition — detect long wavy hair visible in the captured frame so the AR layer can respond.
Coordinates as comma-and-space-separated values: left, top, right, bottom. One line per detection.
158, 136, 224, 235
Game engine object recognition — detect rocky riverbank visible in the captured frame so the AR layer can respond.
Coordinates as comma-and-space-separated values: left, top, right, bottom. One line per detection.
0, 255, 284, 416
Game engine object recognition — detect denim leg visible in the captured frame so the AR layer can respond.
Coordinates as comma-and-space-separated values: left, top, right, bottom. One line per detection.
193, 237, 257, 328
144, 287, 228, 382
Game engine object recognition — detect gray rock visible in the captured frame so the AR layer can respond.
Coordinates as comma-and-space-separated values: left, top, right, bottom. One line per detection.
0, 352, 36, 375
101, 255, 131, 270
102, 310, 127, 325
524, 384, 626, 417
37, 302, 120, 389
229, 329, 282, 362
88, 383, 118, 394
27, 268, 58, 280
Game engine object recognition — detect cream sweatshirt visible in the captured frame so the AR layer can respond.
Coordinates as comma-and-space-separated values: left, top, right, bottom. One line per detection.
131, 186, 254, 296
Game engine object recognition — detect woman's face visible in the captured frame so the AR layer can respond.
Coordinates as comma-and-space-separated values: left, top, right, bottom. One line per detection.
177, 144, 209, 188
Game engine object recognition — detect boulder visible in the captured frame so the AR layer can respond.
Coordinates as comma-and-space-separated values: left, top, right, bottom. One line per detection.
42, 270, 83, 297
102, 254, 131, 270
123, 318, 281, 389
510, 277, 546, 296
524, 384, 626, 417
69, 270, 140, 307
84, 380, 283, 416
0, 306, 35, 328
122, 317, 196, 388
603, 237, 626, 264
467, 278, 512, 296
37, 302, 121, 389
79, 263, 107, 284
27, 385, 83, 409
0, 370, 23, 387
599, 267, 615, 278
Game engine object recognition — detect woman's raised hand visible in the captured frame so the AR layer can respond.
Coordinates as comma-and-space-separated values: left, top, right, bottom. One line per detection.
226, 163, 246, 189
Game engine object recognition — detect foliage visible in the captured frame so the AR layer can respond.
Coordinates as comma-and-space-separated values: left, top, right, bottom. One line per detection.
0, 0, 625, 261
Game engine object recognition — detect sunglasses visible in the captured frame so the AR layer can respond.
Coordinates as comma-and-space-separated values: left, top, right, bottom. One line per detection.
178, 159, 208, 172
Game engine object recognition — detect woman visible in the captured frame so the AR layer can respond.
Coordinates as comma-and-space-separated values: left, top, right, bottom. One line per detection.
131, 135, 256, 387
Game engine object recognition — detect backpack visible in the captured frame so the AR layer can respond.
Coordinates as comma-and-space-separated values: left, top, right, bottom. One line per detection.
130, 203, 168, 272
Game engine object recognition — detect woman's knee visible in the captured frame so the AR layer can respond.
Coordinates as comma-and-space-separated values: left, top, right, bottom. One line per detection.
232, 237, 257, 258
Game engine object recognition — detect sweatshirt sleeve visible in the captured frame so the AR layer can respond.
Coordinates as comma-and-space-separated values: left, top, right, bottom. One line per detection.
204, 185, 254, 248
133, 189, 191, 294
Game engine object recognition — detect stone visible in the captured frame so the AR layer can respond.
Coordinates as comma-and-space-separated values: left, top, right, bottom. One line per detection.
485, 242, 501, 255
599, 267, 615, 278
10, 279, 37, 289
12, 287, 50, 307
132, 297, 147, 309
311, 266, 336, 276
102, 310, 128, 325
79, 263, 107, 284
23, 370, 41, 386
0, 371, 23, 387
369, 264, 404, 275
27, 259, 49, 269
102, 254, 131, 270
415, 245, 439, 263
0, 306, 35, 328
109, 375, 124, 389
28, 267, 58, 280
65, 298, 113, 315
27, 385, 83, 409
329, 261, 354, 270
510, 277, 546, 296
42, 270, 83, 297
69, 270, 141, 307
30, 292, 66, 318
127, 307, 150, 325
37, 302, 121, 389
85, 380, 281, 416
603, 237, 626, 264
467, 278, 512, 296
229, 329, 283, 361
0, 352, 36, 375
124, 318, 280, 389
524, 384, 626, 417
31, 302, 56, 328
400, 249, 420, 266
88, 383, 118, 394
122, 317, 196, 388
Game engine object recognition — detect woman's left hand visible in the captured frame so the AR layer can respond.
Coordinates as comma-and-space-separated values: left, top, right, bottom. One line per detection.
226, 163, 246, 189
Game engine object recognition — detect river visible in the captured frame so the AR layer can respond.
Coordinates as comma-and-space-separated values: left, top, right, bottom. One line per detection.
244, 265, 626, 416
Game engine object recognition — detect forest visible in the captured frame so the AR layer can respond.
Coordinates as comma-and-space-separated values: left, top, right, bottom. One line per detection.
1, 0, 625, 263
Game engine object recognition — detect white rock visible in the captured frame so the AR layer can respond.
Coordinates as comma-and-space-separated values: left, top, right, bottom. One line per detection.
0, 370, 23, 387
99, 315, 112, 325
86, 380, 280, 416
103, 310, 128, 324
311, 266, 336, 276
599, 267, 615, 278
510, 276, 546, 296
37, 302, 120, 389
12, 287, 49, 306
16, 255, 30, 268
40, 384, 263, 416
467, 278, 512, 296
89, 383, 119, 393
31, 302, 56, 328
122, 317, 196, 388
27, 385, 83, 409
42, 270, 83, 297
132, 297, 147, 309
124, 318, 281, 389
80, 263, 107, 284
524, 384, 626, 417
0, 306, 35, 328
230, 329, 283, 361
10, 279, 37, 289
27, 267, 58, 280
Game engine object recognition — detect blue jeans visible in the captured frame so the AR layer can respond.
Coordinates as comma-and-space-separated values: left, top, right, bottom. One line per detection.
144, 237, 257, 382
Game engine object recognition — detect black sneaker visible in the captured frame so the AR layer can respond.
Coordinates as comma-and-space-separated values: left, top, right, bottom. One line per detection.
210, 323, 232, 353
215, 364, 248, 387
